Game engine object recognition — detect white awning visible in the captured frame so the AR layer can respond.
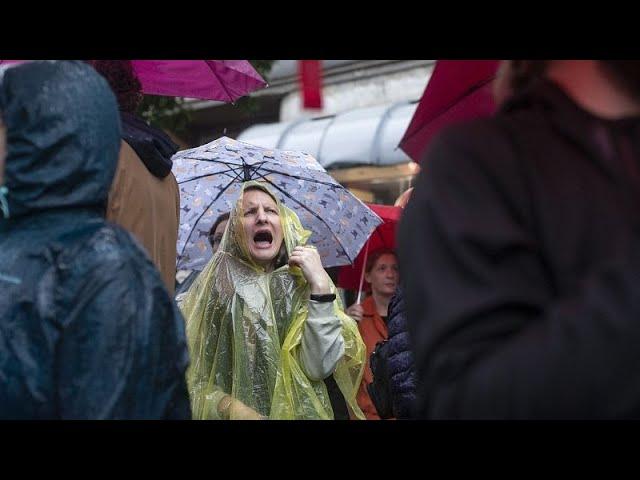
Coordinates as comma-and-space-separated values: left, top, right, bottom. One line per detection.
237, 101, 418, 169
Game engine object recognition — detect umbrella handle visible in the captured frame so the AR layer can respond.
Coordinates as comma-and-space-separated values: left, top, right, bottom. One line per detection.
356, 241, 370, 305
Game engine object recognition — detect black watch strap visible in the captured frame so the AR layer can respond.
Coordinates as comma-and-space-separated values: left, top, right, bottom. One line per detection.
310, 293, 336, 303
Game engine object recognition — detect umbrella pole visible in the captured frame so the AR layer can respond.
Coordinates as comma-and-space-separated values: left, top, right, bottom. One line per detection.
356, 241, 370, 304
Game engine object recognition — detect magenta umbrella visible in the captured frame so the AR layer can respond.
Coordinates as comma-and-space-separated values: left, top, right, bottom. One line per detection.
0, 60, 267, 102
130, 60, 266, 102
399, 60, 500, 164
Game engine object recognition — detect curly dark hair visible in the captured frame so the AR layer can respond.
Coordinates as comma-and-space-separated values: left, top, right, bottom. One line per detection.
87, 60, 143, 113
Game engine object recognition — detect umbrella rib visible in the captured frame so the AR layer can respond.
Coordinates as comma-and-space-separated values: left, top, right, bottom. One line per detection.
258, 166, 348, 189
177, 157, 266, 182
178, 167, 242, 185
232, 168, 245, 182
181, 156, 251, 167
177, 155, 249, 169
178, 178, 239, 261
255, 173, 357, 263
178, 156, 339, 188
205, 61, 235, 103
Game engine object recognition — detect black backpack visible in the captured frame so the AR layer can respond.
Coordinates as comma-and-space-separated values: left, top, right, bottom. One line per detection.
367, 339, 394, 419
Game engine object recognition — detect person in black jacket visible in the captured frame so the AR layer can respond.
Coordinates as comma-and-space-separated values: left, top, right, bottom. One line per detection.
385, 286, 418, 418
399, 60, 640, 419
0, 60, 191, 419
367, 190, 418, 419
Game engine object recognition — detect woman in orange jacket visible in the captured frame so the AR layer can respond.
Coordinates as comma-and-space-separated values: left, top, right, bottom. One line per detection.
346, 248, 399, 419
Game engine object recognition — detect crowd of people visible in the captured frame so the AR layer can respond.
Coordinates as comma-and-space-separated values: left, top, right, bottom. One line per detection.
2, 59, 640, 419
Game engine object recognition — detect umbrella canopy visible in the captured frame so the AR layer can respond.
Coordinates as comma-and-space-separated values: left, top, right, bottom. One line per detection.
337, 203, 402, 291
0, 60, 267, 102
129, 60, 266, 102
399, 60, 499, 163
172, 136, 382, 271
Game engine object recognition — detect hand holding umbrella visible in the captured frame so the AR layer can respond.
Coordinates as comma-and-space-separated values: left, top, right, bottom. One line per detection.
345, 303, 365, 323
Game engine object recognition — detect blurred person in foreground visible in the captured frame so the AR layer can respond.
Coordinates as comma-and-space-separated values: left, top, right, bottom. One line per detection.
399, 60, 640, 419
0, 60, 190, 419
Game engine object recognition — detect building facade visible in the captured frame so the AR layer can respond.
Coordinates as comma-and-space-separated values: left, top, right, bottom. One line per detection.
183, 60, 434, 204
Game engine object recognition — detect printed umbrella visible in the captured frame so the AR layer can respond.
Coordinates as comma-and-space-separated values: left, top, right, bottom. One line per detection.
172, 136, 382, 271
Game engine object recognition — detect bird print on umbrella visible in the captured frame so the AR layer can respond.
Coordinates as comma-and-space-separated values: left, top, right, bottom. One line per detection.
173, 137, 382, 271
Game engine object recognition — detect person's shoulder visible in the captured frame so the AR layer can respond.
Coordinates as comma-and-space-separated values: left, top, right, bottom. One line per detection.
425, 102, 549, 156
420, 111, 541, 186
118, 139, 139, 162
360, 295, 378, 315
427, 116, 505, 157
61, 221, 156, 278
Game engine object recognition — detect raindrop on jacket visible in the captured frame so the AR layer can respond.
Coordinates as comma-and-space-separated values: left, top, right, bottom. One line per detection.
0, 61, 191, 419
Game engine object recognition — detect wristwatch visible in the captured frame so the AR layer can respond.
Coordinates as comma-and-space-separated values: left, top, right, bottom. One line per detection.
310, 293, 336, 303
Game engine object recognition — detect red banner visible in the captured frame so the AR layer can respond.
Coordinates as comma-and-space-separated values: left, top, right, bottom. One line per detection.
299, 60, 323, 110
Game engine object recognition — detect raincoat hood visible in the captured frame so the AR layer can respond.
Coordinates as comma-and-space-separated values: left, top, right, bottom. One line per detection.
223, 181, 309, 272
0, 60, 121, 221
0, 60, 190, 419
181, 181, 366, 419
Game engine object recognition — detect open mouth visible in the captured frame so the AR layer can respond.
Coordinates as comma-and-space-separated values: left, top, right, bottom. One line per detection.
253, 231, 273, 248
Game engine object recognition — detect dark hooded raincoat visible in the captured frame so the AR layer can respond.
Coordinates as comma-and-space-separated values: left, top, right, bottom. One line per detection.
0, 61, 190, 419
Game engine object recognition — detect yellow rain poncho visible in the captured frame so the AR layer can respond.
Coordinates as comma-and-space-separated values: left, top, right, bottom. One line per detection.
180, 181, 366, 419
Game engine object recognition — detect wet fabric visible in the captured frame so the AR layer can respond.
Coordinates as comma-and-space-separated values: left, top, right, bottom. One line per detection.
120, 111, 177, 179
400, 78, 640, 419
0, 60, 190, 419
180, 181, 366, 420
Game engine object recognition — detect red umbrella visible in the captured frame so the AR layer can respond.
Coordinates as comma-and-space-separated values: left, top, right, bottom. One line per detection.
399, 60, 500, 163
337, 204, 402, 300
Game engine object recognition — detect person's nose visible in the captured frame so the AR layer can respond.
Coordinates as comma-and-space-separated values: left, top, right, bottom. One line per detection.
256, 206, 268, 223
